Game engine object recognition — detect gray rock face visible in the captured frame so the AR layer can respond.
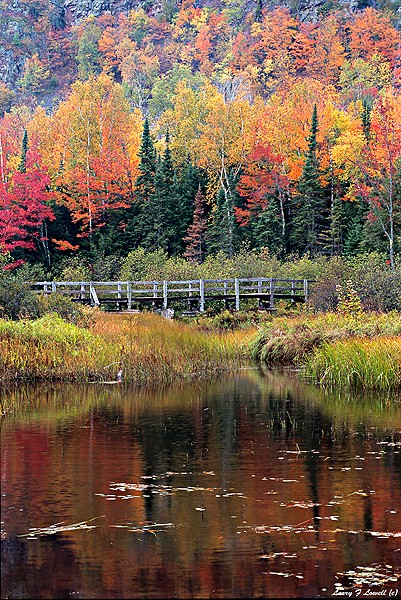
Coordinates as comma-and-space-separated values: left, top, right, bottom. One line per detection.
63, 0, 162, 23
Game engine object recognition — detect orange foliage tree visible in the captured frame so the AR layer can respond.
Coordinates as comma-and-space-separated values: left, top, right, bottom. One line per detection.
47, 73, 141, 245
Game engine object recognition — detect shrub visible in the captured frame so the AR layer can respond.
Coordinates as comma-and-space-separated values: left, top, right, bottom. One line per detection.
349, 253, 401, 312
35, 293, 95, 327
0, 255, 44, 320
120, 247, 168, 281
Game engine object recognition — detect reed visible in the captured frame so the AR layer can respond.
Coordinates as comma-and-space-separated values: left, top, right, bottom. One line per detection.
302, 336, 401, 391
0, 312, 250, 384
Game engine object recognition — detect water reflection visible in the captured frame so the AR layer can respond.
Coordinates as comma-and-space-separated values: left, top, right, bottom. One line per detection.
1, 371, 401, 599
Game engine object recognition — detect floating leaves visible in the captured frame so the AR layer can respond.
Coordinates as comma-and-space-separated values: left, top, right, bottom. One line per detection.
279, 501, 321, 509
18, 516, 104, 539
252, 524, 317, 535
265, 571, 304, 579
111, 522, 176, 536
337, 564, 400, 589
260, 552, 298, 559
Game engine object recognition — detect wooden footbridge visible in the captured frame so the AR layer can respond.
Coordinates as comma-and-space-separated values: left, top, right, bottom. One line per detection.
30, 278, 312, 313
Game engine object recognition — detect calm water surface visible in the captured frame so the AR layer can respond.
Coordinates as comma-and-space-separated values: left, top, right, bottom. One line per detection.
1, 370, 401, 599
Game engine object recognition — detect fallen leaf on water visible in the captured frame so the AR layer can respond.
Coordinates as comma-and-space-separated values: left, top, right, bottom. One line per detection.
18, 516, 104, 538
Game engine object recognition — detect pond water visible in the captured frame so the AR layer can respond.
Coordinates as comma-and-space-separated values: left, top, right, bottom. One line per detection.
1, 370, 401, 599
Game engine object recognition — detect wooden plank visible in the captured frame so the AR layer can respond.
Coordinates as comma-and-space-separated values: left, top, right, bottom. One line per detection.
89, 282, 100, 306
127, 281, 132, 310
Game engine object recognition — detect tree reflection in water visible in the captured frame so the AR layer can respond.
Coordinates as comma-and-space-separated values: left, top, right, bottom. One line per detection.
1, 372, 400, 598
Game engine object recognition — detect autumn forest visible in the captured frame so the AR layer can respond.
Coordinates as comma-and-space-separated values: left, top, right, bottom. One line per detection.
1, 1, 400, 276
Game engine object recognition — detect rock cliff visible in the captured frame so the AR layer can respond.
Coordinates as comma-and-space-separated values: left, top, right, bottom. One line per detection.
0, 0, 399, 98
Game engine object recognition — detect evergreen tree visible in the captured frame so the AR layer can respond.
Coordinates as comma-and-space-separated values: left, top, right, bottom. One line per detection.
362, 100, 371, 142
143, 155, 168, 250
184, 185, 207, 264
250, 194, 283, 254
290, 105, 328, 256
135, 118, 156, 205
160, 131, 178, 251
255, 0, 263, 22
162, 131, 174, 190
18, 130, 28, 174
208, 170, 241, 257
174, 162, 204, 255
343, 214, 366, 256
132, 118, 157, 246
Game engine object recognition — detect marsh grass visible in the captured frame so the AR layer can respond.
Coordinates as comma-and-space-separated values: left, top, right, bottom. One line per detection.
303, 336, 401, 391
249, 312, 401, 365
0, 312, 251, 384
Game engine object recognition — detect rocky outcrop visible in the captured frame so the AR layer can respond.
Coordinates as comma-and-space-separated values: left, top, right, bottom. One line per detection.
63, 0, 152, 23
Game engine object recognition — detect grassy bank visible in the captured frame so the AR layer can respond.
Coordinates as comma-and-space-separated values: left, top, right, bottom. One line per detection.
249, 312, 401, 363
249, 311, 401, 391
1, 308, 400, 393
0, 312, 251, 385
302, 336, 401, 392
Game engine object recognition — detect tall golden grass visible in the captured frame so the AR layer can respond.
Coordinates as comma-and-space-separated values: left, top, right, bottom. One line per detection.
249, 311, 401, 364
0, 312, 251, 384
302, 336, 401, 391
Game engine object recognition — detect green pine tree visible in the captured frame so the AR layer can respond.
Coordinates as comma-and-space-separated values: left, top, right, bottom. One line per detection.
175, 162, 204, 254
290, 105, 328, 256
255, 0, 263, 22
18, 129, 28, 174
251, 195, 283, 254
135, 118, 156, 205
142, 155, 168, 250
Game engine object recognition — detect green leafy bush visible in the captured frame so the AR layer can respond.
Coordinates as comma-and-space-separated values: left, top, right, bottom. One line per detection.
35, 293, 95, 328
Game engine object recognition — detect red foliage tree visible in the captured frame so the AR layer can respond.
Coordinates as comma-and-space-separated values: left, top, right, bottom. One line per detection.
0, 150, 55, 257
236, 143, 288, 237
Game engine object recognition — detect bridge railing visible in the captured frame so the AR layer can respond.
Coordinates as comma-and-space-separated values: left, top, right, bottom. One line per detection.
29, 278, 311, 311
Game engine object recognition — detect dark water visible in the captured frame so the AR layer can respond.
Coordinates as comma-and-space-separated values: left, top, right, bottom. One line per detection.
1, 370, 401, 599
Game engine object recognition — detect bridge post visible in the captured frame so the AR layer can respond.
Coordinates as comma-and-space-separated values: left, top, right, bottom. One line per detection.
258, 277, 262, 309
291, 280, 295, 303
89, 282, 100, 306
163, 280, 168, 309
200, 279, 205, 312
127, 281, 132, 310
269, 278, 274, 309
235, 278, 240, 311
303, 279, 308, 305
52, 281, 56, 293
